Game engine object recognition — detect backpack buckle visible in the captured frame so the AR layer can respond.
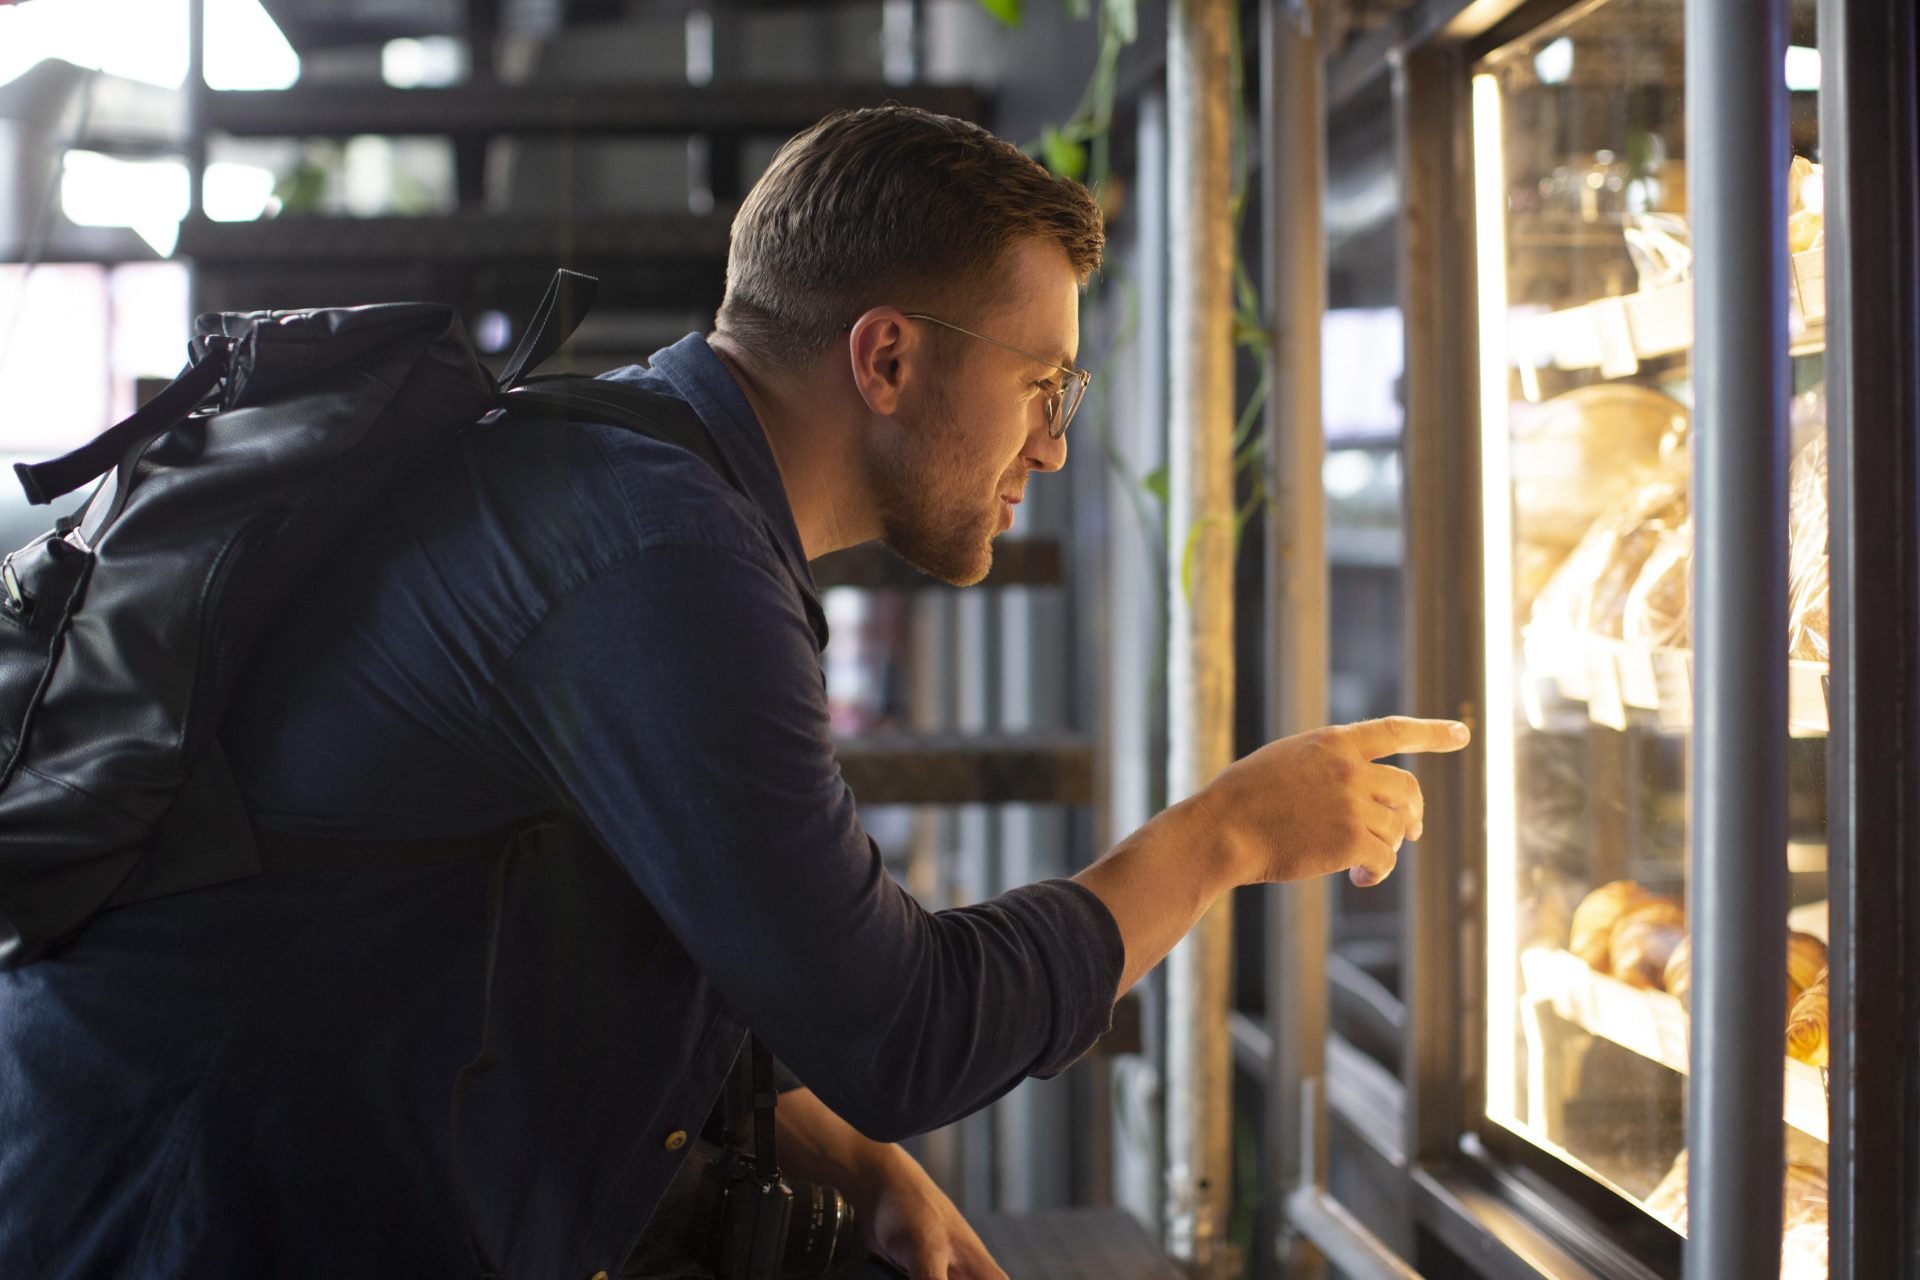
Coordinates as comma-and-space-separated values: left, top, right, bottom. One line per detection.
2, 554, 26, 616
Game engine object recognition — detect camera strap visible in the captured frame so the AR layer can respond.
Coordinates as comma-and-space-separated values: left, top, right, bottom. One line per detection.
752, 1037, 779, 1174
723, 1034, 781, 1179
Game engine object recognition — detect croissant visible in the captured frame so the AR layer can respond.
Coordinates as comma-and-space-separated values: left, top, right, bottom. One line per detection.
1643, 1150, 1689, 1233
1571, 880, 1651, 972
1663, 934, 1691, 1006
1785, 932, 1828, 1006
1639, 1150, 1828, 1244
1786, 967, 1829, 1067
1609, 897, 1686, 988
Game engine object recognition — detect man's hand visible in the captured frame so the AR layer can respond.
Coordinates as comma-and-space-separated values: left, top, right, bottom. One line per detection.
772, 1087, 1005, 1279
861, 1151, 1006, 1280
1195, 716, 1470, 889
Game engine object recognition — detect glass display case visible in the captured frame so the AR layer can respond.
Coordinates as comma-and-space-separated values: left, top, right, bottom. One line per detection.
1471, 0, 1829, 1271
1260, 1, 1918, 1276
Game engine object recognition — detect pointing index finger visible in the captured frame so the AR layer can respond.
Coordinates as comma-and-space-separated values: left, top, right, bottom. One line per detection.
1344, 716, 1472, 760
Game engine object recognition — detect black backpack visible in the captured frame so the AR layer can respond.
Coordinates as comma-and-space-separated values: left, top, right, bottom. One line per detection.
0, 270, 742, 970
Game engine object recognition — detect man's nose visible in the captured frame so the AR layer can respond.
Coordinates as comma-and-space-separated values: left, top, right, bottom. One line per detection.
1024, 426, 1067, 474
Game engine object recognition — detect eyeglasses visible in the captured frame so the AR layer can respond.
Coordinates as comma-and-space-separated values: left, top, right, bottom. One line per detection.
901, 313, 1091, 440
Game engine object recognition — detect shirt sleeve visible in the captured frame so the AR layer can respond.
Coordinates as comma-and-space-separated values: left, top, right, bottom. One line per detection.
487, 540, 1124, 1142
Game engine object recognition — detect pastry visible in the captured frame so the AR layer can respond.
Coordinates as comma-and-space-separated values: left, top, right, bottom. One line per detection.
1578, 486, 1690, 640
1643, 1150, 1689, 1233
1787, 435, 1830, 664
1663, 934, 1691, 1007
1609, 897, 1687, 988
1570, 879, 1650, 972
1787, 967, 1829, 1067
1785, 932, 1828, 1007
1511, 385, 1687, 616
1623, 519, 1692, 650
1639, 1150, 1828, 1250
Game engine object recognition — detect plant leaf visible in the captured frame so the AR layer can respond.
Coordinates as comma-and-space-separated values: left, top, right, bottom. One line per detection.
1042, 126, 1088, 180
1142, 464, 1170, 504
977, 0, 1023, 28
1103, 0, 1138, 43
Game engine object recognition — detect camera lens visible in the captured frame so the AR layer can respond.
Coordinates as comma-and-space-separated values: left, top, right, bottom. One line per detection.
780, 1181, 864, 1278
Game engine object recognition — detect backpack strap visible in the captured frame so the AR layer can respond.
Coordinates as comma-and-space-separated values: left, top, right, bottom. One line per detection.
495, 270, 597, 390
14, 337, 231, 506
499, 378, 748, 499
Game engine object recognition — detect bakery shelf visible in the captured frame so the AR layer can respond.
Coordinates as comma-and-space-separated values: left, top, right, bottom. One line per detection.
1515, 248, 1827, 378
1520, 947, 1829, 1144
1521, 627, 1830, 737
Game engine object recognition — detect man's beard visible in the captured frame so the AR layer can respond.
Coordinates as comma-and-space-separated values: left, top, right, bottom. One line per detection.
873, 383, 1001, 587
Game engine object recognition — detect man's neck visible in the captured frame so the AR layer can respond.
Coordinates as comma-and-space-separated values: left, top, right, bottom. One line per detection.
707, 336, 878, 562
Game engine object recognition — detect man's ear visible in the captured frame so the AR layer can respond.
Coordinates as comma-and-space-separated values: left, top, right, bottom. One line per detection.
845, 307, 917, 418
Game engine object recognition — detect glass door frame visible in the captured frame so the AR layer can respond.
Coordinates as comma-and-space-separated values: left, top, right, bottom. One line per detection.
1267, 0, 1920, 1277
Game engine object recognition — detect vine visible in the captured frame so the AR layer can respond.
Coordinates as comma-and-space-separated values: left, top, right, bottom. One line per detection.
979, 0, 1275, 602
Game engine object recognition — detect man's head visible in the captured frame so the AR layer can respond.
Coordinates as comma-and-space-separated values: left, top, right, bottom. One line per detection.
714, 106, 1104, 585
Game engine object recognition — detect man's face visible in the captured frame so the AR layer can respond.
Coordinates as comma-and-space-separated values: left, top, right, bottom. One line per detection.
872, 238, 1080, 586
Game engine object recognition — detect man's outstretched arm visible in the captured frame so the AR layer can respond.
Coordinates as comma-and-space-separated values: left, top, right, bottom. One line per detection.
1074, 717, 1472, 999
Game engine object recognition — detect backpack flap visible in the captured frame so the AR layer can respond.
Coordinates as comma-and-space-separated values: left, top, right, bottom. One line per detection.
0, 298, 501, 968
0, 523, 136, 962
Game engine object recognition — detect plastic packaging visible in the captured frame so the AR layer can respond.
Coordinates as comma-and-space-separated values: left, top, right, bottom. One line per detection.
1529, 484, 1682, 651
1580, 483, 1690, 639
1788, 434, 1830, 663
1511, 385, 1688, 618
1623, 517, 1692, 650
1787, 155, 1825, 256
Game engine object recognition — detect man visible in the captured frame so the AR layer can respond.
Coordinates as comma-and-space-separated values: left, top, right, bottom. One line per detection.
0, 106, 1465, 1279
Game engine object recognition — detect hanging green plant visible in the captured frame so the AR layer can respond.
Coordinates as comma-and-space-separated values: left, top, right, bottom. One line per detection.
978, 0, 1025, 28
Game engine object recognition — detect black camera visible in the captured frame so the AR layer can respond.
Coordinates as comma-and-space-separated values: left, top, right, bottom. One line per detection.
705, 1141, 863, 1279
624, 1038, 867, 1280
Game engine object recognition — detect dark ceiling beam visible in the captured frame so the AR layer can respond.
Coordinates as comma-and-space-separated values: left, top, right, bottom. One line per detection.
204, 84, 989, 139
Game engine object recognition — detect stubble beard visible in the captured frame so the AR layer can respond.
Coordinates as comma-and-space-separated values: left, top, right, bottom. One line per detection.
874, 382, 1001, 588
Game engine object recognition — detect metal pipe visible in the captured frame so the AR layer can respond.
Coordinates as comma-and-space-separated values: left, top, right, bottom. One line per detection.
1261, 0, 1331, 1276
1163, 0, 1237, 1269
1285, 1188, 1422, 1280
185, 0, 208, 317
1683, 0, 1791, 1274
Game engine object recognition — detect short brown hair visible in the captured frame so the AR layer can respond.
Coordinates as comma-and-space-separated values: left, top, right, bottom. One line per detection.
715, 106, 1105, 366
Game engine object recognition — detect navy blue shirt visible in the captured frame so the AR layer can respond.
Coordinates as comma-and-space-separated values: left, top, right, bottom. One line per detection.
0, 335, 1123, 1280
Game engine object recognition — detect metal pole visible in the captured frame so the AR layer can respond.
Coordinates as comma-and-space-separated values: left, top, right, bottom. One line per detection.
1262, 0, 1330, 1276
1164, 0, 1237, 1269
185, 0, 208, 317
1683, 0, 1790, 1274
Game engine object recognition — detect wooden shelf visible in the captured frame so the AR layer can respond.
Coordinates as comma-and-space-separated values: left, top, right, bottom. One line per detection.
1517, 248, 1827, 378
1521, 947, 1828, 1144
1522, 627, 1829, 737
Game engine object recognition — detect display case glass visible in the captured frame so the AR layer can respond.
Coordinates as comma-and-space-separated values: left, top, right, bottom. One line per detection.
1470, 1, 1829, 1272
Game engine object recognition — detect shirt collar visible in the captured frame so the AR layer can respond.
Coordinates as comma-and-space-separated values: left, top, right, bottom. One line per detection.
606, 335, 827, 647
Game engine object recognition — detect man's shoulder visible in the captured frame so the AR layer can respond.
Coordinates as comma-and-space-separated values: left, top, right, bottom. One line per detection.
456, 397, 774, 569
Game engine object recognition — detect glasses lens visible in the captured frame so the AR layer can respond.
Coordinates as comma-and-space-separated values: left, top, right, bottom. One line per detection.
1052, 372, 1088, 438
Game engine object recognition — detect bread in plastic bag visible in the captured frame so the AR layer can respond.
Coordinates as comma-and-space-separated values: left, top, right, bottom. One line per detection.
1787, 155, 1825, 256
1788, 433, 1830, 663
1623, 517, 1692, 650
1576, 481, 1690, 640
1511, 384, 1689, 618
